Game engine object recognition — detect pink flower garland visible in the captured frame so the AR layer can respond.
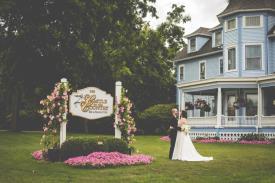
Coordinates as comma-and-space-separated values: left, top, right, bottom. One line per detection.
32, 150, 43, 160
64, 152, 154, 168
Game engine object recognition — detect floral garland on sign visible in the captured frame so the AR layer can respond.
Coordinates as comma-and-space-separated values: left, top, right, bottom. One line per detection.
38, 80, 71, 150
115, 89, 136, 147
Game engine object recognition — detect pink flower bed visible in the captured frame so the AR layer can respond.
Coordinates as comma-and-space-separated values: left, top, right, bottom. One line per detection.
160, 136, 273, 145
64, 152, 154, 168
193, 139, 235, 143
160, 136, 170, 142
32, 150, 43, 160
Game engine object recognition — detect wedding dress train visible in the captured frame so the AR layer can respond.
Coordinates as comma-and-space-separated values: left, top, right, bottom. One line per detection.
172, 131, 213, 161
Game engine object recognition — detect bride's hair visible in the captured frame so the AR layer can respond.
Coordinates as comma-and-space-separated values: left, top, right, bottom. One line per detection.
181, 110, 187, 119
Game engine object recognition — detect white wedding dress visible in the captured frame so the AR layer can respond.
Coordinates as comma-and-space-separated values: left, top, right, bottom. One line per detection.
172, 122, 213, 161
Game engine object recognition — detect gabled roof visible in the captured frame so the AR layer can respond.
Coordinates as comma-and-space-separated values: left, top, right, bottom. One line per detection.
218, 0, 275, 18
268, 26, 275, 38
173, 39, 222, 62
185, 27, 211, 38
209, 24, 222, 32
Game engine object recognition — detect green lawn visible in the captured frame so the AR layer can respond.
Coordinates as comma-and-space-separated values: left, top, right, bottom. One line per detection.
0, 131, 275, 183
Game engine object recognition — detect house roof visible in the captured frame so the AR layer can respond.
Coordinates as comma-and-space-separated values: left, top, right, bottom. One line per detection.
209, 24, 222, 32
268, 26, 275, 37
218, 0, 275, 18
185, 27, 211, 38
173, 39, 222, 62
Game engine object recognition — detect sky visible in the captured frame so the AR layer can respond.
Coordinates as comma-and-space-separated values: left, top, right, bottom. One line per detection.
146, 0, 229, 35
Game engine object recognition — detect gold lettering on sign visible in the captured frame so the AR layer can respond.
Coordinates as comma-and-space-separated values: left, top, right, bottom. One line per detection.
80, 94, 109, 112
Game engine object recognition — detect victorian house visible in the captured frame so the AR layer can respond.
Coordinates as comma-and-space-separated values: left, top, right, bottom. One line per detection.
173, 0, 275, 140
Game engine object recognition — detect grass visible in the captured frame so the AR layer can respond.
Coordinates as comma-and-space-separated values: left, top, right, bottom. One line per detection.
0, 131, 275, 183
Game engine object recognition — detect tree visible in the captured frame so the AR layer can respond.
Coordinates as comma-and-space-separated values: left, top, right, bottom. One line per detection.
0, 1, 189, 131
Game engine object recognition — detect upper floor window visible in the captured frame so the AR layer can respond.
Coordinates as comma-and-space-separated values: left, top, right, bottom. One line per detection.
244, 15, 262, 28
199, 61, 206, 80
226, 18, 236, 32
179, 65, 184, 81
190, 38, 196, 52
219, 58, 224, 74
245, 44, 262, 70
228, 47, 236, 71
215, 31, 222, 47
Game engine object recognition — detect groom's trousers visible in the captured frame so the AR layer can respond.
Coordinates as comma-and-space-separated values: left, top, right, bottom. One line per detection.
169, 129, 177, 159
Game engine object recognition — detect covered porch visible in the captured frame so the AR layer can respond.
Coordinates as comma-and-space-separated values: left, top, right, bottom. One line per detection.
177, 76, 275, 129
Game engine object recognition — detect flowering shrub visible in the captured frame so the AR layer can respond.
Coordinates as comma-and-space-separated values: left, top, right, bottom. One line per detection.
159, 136, 273, 145
160, 136, 170, 142
32, 150, 43, 160
64, 152, 154, 168
38, 80, 71, 150
115, 89, 136, 146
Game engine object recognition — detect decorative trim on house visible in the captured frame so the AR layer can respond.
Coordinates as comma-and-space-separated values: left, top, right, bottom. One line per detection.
218, 9, 275, 18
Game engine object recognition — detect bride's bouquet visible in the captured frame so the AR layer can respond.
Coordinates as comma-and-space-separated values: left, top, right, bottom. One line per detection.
180, 124, 190, 133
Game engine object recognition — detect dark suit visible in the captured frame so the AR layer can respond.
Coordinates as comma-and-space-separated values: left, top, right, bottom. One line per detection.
168, 116, 178, 159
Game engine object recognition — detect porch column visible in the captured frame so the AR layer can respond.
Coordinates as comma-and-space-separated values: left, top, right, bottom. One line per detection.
180, 91, 185, 112
257, 85, 262, 128
216, 87, 222, 128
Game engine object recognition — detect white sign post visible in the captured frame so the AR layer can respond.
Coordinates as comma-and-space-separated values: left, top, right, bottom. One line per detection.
115, 81, 122, 139
60, 78, 68, 147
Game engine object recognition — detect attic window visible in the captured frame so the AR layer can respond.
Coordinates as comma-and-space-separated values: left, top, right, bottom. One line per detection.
244, 16, 262, 27
190, 38, 196, 52
215, 31, 222, 47
226, 18, 236, 31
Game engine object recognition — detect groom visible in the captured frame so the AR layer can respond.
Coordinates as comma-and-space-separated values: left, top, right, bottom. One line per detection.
168, 108, 179, 159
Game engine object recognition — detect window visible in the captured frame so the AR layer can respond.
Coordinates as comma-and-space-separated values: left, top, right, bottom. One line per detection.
190, 38, 196, 52
246, 94, 257, 116
215, 31, 222, 47
226, 18, 236, 31
179, 65, 184, 81
244, 16, 261, 27
245, 45, 262, 70
228, 47, 236, 71
199, 62, 206, 80
219, 58, 224, 74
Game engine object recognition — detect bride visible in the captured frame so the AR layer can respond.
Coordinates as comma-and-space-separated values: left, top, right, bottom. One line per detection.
172, 110, 213, 161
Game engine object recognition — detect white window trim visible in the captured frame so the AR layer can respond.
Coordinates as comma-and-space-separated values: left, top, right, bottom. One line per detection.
225, 45, 238, 72
225, 17, 238, 32
243, 15, 263, 28
242, 43, 264, 71
199, 61, 206, 80
219, 57, 224, 75
178, 64, 185, 81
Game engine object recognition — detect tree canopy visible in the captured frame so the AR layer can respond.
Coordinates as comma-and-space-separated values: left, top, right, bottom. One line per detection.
0, 0, 190, 130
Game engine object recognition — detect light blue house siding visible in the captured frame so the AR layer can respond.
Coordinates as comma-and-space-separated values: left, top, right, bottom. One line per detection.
196, 37, 209, 51
268, 14, 275, 30
177, 54, 222, 84
270, 39, 275, 73
223, 13, 272, 77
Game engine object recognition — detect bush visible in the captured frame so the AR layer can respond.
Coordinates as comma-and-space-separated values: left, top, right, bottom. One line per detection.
136, 103, 177, 134
60, 137, 129, 161
239, 133, 266, 141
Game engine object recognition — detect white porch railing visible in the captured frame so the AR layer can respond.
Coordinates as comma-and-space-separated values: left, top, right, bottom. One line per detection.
221, 115, 258, 127
187, 116, 217, 127
261, 116, 275, 127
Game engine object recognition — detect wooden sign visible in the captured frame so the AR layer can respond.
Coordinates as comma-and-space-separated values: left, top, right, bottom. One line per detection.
69, 87, 113, 120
